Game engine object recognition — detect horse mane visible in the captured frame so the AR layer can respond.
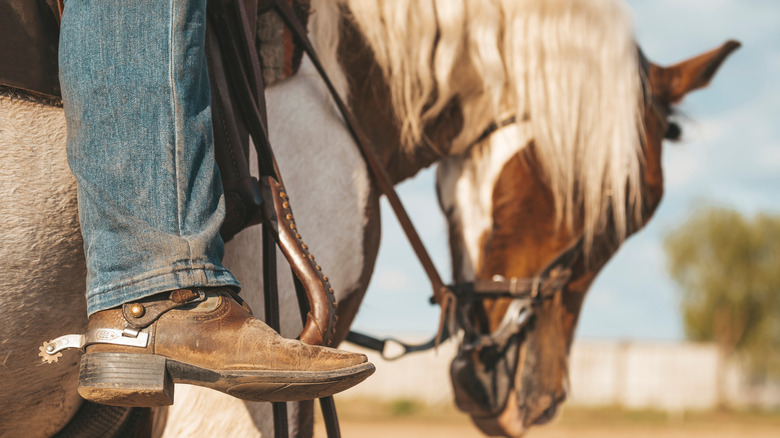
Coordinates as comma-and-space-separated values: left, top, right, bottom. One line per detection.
311, 0, 644, 246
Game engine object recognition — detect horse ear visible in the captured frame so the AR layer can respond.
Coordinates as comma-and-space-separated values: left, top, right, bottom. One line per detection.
650, 40, 741, 104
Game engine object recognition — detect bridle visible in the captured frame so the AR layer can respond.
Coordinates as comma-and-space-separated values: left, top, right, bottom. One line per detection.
421, 114, 520, 160
449, 236, 582, 352
345, 108, 583, 359
428, 113, 582, 352
462, 114, 520, 152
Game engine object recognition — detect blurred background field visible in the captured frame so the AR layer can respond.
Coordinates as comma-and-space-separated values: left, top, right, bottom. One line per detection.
314, 340, 780, 437
338, 340, 780, 412
315, 399, 780, 438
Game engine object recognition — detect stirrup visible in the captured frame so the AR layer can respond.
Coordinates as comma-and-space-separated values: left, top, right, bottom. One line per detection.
259, 176, 337, 345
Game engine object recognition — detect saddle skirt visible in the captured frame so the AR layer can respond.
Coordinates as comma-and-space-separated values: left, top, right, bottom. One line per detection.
0, 0, 62, 98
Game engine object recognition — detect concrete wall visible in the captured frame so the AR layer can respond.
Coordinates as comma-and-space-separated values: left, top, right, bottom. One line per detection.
340, 338, 458, 405
568, 341, 721, 411
339, 338, 776, 411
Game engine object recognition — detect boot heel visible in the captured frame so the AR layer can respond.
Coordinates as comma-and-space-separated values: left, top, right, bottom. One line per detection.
78, 352, 174, 407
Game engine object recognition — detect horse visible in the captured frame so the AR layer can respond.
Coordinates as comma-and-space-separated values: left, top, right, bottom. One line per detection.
160, 0, 740, 435
0, 0, 738, 437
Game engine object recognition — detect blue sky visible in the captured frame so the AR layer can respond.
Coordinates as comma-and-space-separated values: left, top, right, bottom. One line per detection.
350, 0, 780, 341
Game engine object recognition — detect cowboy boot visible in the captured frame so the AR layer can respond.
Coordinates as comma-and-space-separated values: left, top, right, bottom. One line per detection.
76, 287, 373, 407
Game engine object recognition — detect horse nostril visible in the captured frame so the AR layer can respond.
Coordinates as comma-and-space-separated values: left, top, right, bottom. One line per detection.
556, 390, 567, 406
532, 400, 561, 426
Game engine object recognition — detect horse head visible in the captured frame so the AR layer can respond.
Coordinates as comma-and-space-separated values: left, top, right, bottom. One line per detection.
436, 40, 740, 437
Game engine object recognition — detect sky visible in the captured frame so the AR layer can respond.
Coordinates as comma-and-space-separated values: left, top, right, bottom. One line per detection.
349, 0, 780, 342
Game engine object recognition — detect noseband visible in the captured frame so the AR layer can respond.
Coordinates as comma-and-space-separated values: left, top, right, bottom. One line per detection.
449, 236, 583, 351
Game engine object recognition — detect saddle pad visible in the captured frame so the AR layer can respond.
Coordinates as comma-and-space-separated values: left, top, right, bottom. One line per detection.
257, 0, 312, 87
0, 0, 311, 99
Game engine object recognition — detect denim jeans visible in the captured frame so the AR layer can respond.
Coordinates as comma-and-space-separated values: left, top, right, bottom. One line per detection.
59, 0, 240, 315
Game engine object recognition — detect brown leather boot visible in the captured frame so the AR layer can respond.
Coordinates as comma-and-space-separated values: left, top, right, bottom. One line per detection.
77, 287, 373, 407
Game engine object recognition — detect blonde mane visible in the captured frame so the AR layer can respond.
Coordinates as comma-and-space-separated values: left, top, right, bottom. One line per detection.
311, 0, 644, 245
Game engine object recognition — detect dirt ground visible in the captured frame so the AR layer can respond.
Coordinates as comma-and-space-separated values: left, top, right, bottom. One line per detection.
314, 400, 780, 438
317, 420, 780, 438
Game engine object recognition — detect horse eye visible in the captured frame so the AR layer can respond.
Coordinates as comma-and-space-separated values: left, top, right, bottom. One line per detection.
665, 122, 682, 141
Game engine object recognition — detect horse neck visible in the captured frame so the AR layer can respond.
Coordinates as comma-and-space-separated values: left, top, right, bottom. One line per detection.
336, 13, 461, 184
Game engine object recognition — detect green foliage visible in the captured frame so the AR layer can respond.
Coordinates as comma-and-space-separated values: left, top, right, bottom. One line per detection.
389, 398, 421, 416
664, 208, 780, 379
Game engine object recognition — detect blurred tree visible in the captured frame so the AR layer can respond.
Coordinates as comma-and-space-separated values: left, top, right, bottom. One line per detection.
664, 208, 780, 386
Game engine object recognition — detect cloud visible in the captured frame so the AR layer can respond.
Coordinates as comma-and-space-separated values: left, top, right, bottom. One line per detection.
649, 10, 780, 214
676, 88, 780, 213
376, 269, 409, 291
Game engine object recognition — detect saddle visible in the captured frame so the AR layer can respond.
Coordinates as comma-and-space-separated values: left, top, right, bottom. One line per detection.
0, 0, 62, 98
0, 0, 307, 100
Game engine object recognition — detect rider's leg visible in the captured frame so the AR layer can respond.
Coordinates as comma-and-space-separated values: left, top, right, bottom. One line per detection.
60, 0, 236, 313
59, 0, 372, 406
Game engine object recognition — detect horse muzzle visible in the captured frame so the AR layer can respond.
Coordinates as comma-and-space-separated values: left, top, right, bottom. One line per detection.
449, 331, 523, 418
449, 326, 567, 437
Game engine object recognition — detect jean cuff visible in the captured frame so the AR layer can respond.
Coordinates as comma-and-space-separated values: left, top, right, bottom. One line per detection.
86, 263, 241, 315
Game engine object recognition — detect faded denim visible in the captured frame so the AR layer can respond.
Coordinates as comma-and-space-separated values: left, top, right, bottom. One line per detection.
59, 0, 240, 315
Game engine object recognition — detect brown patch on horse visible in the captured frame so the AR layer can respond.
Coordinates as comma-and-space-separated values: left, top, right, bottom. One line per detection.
338, 15, 464, 183
480, 145, 576, 283
481, 145, 575, 425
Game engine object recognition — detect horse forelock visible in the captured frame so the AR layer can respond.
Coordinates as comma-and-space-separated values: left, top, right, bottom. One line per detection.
330, 0, 645, 251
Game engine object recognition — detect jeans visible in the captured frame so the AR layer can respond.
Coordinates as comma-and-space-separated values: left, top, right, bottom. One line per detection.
59, 0, 240, 315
